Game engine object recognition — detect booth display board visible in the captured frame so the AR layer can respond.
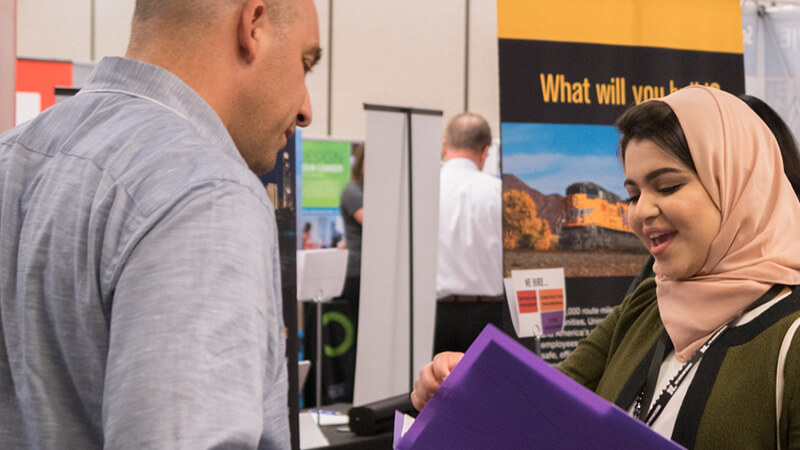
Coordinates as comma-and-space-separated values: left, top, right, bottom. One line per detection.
353, 105, 441, 406
296, 138, 356, 250
498, 0, 745, 363
258, 133, 300, 450
742, 3, 800, 145
301, 139, 351, 209
1, 0, 15, 132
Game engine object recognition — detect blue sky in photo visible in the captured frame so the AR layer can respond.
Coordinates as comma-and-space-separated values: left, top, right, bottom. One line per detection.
501, 122, 627, 198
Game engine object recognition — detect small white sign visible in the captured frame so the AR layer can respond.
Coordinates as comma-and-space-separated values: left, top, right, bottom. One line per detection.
296, 249, 348, 301
507, 268, 567, 338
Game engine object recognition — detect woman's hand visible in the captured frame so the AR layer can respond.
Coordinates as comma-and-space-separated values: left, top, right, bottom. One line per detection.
410, 351, 464, 411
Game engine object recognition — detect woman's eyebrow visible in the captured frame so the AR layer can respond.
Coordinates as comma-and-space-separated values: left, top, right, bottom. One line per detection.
624, 167, 683, 187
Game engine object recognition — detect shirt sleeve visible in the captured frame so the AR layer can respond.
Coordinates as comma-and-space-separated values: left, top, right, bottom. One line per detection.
556, 278, 655, 393
556, 303, 621, 392
781, 324, 800, 448
340, 184, 363, 218
101, 181, 289, 449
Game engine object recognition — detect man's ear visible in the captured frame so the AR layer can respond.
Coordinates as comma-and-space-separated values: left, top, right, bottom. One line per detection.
480, 145, 490, 167
238, 0, 268, 64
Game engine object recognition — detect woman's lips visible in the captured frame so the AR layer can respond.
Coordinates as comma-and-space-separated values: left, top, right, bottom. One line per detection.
648, 230, 676, 255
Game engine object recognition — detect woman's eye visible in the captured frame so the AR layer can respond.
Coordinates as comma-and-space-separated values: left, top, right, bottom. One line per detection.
659, 184, 683, 195
626, 194, 640, 204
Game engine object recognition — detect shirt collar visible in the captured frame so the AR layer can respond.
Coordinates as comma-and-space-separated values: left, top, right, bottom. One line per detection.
79, 57, 242, 164
443, 157, 480, 172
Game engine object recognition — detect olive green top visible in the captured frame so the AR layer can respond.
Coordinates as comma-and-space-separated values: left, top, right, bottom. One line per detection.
558, 278, 800, 449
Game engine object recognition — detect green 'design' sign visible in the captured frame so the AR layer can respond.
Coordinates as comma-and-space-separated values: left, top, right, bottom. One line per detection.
302, 140, 351, 208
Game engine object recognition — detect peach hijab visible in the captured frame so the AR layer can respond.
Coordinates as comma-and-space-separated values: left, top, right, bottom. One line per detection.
653, 86, 800, 362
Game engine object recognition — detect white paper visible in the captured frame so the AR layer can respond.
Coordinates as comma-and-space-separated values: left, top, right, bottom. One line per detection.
504, 278, 521, 337
297, 360, 311, 391
307, 410, 350, 426
299, 412, 330, 449
297, 249, 348, 301
401, 414, 415, 438
393, 412, 416, 449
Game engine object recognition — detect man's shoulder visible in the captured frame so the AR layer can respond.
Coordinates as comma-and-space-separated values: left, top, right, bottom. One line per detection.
342, 181, 362, 196
441, 161, 500, 183
442, 169, 501, 196
616, 277, 659, 328
114, 133, 270, 218
472, 173, 502, 199
6, 94, 271, 218
478, 171, 502, 187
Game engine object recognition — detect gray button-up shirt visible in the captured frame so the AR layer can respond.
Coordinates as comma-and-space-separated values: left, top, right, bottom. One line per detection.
0, 57, 289, 448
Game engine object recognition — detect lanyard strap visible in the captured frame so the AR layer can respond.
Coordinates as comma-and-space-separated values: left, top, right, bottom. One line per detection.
634, 284, 785, 426
634, 330, 671, 422
635, 325, 725, 425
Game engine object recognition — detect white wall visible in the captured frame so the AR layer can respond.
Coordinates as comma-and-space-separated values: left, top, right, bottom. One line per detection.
306, 0, 331, 139
94, 0, 135, 60
15, 0, 501, 140
1, 0, 15, 131
17, 0, 93, 62
467, 0, 500, 137
17, 0, 133, 62
328, 0, 466, 139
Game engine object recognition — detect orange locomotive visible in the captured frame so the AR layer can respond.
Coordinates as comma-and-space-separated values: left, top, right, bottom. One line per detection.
559, 182, 645, 252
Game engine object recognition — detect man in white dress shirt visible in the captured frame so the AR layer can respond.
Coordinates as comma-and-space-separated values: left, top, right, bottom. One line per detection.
435, 112, 505, 354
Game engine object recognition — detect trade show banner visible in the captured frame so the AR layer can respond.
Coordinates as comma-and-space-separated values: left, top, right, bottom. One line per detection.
301, 139, 351, 208
498, 0, 745, 363
296, 138, 355, 250
295, 138, 361, 406
354, 106, 441, 406
742, 3, 800, 144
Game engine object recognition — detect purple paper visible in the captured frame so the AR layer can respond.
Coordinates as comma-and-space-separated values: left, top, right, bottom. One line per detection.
542, 310, 564, 335
395, 324, 683, 449
393, 410, 405, 449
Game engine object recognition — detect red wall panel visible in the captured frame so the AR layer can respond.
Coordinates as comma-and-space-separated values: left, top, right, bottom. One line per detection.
16, 58, 73, 112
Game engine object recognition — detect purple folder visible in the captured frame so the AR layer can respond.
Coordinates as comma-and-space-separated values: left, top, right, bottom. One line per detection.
395, 325, 683, 449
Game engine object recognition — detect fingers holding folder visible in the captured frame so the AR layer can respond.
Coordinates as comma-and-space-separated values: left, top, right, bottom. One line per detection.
411, 351, 464, 410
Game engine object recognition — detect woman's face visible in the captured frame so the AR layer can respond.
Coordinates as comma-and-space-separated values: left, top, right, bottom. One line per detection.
624, 139, 721, 280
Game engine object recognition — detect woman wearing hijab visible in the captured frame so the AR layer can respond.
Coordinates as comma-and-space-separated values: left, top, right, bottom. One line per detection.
412, 86, 800, 448
623, 93, 800, 297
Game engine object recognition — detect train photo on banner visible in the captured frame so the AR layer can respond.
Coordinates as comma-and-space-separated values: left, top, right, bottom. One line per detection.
559, 182, 643, 252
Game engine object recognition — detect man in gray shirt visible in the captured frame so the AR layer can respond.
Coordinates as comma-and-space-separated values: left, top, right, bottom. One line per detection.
0, 0, 320, 447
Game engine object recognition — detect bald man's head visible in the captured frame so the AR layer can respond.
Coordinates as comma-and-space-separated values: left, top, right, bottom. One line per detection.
130, 0, 296, 44
126, 0, 320, 175
444, 112, 492, 155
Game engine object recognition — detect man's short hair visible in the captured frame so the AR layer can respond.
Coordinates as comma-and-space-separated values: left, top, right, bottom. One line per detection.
444, 112, 492, 154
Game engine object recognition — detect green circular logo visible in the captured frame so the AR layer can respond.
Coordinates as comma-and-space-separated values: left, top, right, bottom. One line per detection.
322, 311, 354, 357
